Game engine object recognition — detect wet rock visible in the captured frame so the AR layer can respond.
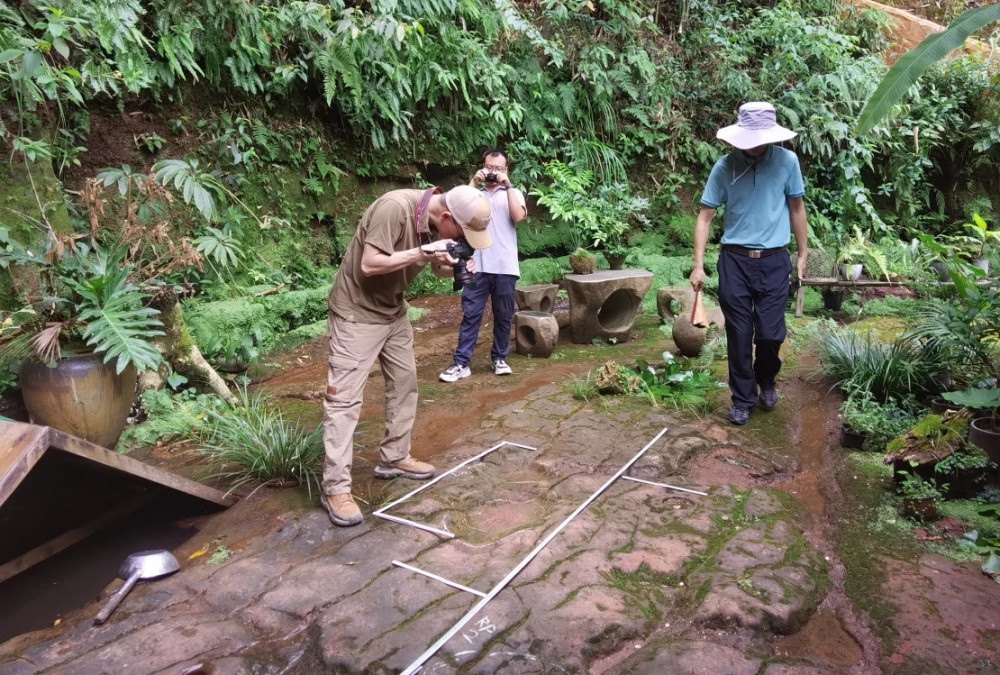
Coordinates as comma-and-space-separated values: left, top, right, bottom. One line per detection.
62, 614, 252, 673
764, 663, 840, 674
691, 520, 824, 634
613, 639, 762, 674
744, 489, 784, 519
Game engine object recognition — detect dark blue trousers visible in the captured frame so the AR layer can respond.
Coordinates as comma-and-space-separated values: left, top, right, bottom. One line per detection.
453, 273, 517, 367
717, 249, 790, 411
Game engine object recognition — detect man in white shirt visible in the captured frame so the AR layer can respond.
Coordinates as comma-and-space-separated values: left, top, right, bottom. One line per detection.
440, 149, 528, 381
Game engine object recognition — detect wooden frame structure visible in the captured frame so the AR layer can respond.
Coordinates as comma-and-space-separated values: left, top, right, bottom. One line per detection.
0, 421, 234, 583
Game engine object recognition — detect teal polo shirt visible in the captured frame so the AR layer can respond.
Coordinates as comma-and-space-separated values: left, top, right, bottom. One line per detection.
700, 145, 805, 249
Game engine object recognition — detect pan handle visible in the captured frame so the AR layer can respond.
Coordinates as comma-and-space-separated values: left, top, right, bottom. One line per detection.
94, 569, 142, 625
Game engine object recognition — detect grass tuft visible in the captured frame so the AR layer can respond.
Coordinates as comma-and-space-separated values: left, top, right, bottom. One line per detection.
198, 386, 325, 498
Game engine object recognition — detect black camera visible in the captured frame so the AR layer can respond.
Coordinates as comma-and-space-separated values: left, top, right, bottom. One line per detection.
485, 172, 498, 184
446, 239, 476, 290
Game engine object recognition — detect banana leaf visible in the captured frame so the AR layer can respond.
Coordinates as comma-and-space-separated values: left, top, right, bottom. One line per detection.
856, 5, 1000, 136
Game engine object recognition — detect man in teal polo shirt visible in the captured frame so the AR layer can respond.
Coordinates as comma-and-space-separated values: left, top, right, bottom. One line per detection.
690, 102, 809, 425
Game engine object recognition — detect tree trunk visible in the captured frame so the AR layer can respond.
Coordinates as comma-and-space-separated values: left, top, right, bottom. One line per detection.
140, 288, 233, 401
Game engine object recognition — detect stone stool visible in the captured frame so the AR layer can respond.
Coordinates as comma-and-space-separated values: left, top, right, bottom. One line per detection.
657, 286, 696, 324
565, 269, 654, 344
514, 311, 559, 358
515, 284, 559, 313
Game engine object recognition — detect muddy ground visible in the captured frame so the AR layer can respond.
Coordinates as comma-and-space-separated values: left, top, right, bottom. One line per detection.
2, 295, 999, 674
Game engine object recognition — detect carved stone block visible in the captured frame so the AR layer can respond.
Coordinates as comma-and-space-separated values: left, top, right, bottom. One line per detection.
514, 311, 560, 358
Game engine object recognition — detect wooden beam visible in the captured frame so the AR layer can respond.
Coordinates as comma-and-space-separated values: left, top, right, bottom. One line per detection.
46, 428, 236, 507
0, 423, 50, 507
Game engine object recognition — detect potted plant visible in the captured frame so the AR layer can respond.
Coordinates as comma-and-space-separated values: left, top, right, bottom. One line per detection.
836, 226, 890, 281
961, 213, 999, 274
909, 240, 1000, 461
0, 238, 164, 447
897, 469, 945, 521
942, 388, 1000, 464
531, 161, 648, 270
934, 445, 993, 499
841, 394, 919, 452
568, 247, 597, 275
840, 394, 879, 448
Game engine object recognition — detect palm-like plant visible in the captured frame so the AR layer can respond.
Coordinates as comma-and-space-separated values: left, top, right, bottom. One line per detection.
0, 239, 163, 374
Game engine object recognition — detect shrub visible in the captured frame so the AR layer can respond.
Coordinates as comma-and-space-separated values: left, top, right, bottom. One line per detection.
816, 328, 939, 401
519, 257, 566, 286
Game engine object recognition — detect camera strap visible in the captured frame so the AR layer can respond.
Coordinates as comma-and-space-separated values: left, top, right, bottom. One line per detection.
414, 186, 441, 240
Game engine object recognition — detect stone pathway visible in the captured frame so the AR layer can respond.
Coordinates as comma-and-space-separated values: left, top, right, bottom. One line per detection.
5, 309, 999, 674
1, 370, 841, 674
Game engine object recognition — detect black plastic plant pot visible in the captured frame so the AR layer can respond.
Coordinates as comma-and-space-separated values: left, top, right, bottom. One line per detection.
929, 397, 957, 415
821, 288, 845, 311
943, 468, 986, 500
841, 426, 867, 449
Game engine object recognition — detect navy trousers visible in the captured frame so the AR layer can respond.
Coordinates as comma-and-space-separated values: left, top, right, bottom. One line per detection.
717, 249, 790, 411
452, 273, 517, 367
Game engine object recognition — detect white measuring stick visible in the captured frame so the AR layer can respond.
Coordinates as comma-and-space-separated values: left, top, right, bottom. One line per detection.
399, 427, 669, 675
621, 475, 708, 496
374, 441, 535, 516
375, 512, 455, 539
393, 561, 487, 598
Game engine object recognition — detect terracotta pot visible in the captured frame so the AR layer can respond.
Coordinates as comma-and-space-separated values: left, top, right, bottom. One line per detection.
841, 426, 867, 449
671, 316, 707, 357
902, 497, 938, 521
970, 417, 1000, 465
569, 254, 596, 275
19, 353, 137, 448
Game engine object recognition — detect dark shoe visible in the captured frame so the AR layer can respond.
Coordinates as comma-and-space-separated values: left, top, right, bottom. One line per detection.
758, 387, 779, 411
728, 407, 751, 425
320, 493, 363, 527
374, 455, 436, 480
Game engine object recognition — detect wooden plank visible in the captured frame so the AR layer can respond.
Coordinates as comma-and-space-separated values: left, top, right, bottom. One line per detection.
46, 428, 236, 507
0, 423, 50, 507
795, 284, 806, 318
799, 279, 907, 288
0, 491, 158, 584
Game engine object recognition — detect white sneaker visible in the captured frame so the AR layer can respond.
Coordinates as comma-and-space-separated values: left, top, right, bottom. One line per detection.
493, 359, 513, 376
439, 363, 471, 382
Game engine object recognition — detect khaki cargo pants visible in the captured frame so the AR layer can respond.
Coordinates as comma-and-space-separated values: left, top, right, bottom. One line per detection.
322, 312, 417, 496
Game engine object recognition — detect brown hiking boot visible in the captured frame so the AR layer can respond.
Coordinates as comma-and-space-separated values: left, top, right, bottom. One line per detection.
320, 493, 363, 526
374, 456, 436, 480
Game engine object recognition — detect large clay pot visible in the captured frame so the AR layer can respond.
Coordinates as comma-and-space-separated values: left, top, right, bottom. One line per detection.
20, 353, 137, 447
970, 417, 1000, 465
672, 316, 707, 357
